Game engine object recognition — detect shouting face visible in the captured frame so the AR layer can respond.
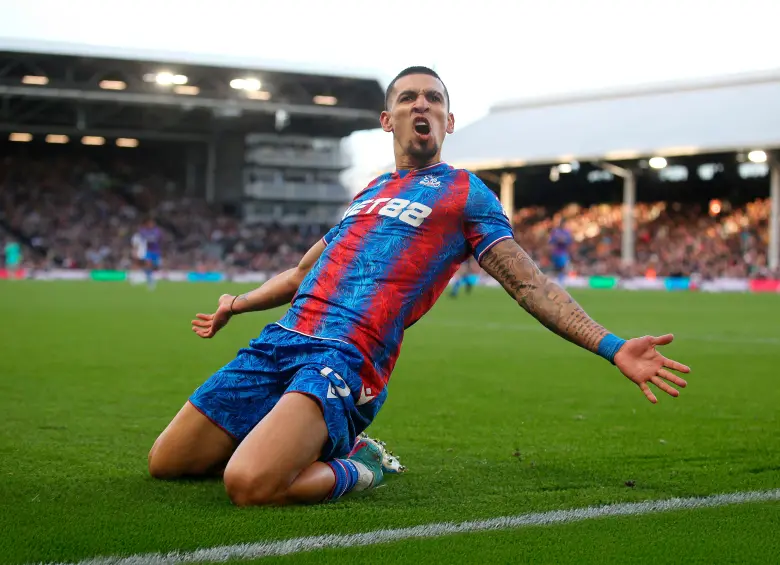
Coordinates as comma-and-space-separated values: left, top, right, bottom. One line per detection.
381, 73, 455, 168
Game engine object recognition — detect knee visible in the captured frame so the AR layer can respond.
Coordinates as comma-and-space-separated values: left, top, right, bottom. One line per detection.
147, 442, 180, 480
224, 466, 284, 507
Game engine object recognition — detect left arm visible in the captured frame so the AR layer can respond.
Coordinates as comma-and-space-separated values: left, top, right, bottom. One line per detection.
480, 239, 691, 403
480, 239, 608, 353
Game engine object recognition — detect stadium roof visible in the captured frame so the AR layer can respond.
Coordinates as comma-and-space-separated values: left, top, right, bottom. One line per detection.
0, 38, 385, 139
0, 37, 381, 82
442, 69, 780, 171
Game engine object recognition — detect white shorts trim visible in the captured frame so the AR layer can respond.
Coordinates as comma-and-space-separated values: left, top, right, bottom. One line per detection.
275, 322, 353, 348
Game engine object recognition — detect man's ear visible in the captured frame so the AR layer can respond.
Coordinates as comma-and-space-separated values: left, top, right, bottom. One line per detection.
380, 110, 393, 133
446, 112, 455, 135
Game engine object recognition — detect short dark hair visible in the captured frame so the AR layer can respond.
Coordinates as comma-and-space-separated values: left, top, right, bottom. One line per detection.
385, 66, 450, 110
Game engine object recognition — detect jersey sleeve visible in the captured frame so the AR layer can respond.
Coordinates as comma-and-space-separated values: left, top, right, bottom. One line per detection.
323, 223, 340, 245
463, 173, 515, 262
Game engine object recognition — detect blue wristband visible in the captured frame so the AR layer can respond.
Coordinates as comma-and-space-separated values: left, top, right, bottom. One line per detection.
598, 333, 626, 364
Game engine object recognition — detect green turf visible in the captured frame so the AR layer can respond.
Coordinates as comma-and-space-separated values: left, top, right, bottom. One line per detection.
1, 281, 778, 564
258, 502, 780, 565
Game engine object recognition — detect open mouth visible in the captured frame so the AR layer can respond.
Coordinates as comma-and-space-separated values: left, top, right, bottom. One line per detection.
413, 117, 431, 136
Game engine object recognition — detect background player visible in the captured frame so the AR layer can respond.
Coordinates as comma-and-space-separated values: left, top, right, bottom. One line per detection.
148, 66, 691, 508
450, 257, 480, 298
3, 238, 22, 280
136, 218, 162, 290
549, 218, 572, 283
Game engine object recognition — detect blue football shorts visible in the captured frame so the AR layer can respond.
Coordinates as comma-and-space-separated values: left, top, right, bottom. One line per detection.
552, 253, 569, 271
144, 251, 161, 268
189, 323, 386, 460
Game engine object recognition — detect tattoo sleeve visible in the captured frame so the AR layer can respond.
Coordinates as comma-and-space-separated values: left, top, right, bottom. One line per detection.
480, 239, 609, 353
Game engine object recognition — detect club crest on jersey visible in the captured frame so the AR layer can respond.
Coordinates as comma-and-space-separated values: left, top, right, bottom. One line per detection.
419, 175, 441, 188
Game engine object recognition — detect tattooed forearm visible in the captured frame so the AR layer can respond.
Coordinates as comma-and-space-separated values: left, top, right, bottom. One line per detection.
480, 239, 609, 353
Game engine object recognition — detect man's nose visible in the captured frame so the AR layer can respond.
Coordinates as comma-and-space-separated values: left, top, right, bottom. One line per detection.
412, 94, 430, 112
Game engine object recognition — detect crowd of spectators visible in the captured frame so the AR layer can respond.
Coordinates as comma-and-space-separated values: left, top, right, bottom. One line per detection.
514, 198, 777, 280
0, 154, 328, 273
1, 153, 777, 279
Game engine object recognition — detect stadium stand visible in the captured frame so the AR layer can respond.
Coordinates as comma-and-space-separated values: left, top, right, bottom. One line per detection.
514, 198, 775, 280
1, 43, 778, 288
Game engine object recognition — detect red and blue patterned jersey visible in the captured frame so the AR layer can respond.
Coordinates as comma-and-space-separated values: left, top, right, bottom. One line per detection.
277, 162, 513, 398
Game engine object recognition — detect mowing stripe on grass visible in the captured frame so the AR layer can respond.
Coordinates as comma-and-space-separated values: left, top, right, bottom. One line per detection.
432, 320, 780, 345
40, 489, 780, 565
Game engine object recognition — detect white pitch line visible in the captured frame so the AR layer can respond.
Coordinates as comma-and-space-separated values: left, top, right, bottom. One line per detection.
428, 320, 780, 345
37, 489, 780, 565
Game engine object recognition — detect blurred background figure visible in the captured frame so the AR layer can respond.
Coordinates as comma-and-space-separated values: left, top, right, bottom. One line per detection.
450, 257, 481, 298
136, 217, 163, 290
4, 238, 22, 279
549, 218, 572, 283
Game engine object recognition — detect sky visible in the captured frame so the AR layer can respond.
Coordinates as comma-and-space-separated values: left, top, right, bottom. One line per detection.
2, 0, 780, 191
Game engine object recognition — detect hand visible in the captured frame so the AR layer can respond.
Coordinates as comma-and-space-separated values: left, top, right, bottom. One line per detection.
614, 334, 691, 404
191, 294, 235, 339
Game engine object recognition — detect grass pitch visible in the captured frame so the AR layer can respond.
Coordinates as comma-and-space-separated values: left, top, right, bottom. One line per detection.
0, 281, 778, 564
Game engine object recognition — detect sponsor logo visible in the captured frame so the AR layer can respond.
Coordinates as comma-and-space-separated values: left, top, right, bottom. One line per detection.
342, 198, 433, 228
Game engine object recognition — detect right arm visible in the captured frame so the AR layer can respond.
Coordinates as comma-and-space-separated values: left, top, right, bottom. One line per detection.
191, 239, 326, 338
229, 239, 326, 314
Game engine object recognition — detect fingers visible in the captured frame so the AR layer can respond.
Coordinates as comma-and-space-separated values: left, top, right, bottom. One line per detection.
651, 334, 674, 346
663, 357, 691, 374
192, 326, 213, 339
196, 313, 213, 321
658, 368, 687, 388
651, 376, 679, 398
191, 318, 212, 328
639, 382, 658, 404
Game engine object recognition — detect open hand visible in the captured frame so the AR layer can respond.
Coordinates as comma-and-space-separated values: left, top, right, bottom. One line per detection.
614, 334, 691, 403
191, 294, 235, 339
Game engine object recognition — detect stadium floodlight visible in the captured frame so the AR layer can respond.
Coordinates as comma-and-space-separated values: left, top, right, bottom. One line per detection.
99, 80, 127, 90
22, 75, 49, 85
81, 136, 106, 146
153, 72, 188, 86
313, 95, 338, 106
45, 134, 69, 144
116, 138, 139, 148
174, 85, 200, 95
246, 90, 272, 100
230, 78, 262, 91
748, 150, 767, 163
9, 132, 32, 142
558, 163, 573, 174
649, 156, 668, 169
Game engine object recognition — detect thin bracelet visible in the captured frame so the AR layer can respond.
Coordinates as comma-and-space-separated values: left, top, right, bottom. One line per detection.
229, 295, 238, 315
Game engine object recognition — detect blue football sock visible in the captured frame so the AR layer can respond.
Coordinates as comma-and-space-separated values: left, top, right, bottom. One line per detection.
326, 459, 360, 501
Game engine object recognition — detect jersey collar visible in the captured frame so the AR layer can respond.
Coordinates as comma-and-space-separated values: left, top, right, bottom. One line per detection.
392, 161, 451, 179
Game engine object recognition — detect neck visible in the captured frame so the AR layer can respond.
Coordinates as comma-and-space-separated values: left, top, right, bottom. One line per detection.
394, 146, 442, 171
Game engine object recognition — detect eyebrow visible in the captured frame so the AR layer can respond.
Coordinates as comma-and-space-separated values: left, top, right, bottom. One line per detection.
395, 88, 444, 102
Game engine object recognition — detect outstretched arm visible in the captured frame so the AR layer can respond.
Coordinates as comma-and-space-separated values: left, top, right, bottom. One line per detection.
191, 239, 326, 338
480, 239, 691, 403
480, 239, 608, 352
